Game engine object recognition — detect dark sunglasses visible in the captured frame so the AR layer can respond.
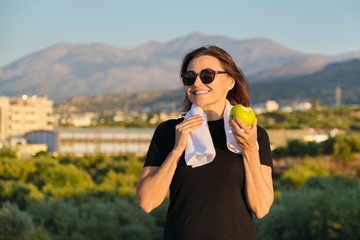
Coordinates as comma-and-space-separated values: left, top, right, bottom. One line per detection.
181, 69, 229, 86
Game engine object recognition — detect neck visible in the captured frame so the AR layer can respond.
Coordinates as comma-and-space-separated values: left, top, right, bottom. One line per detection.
202, 102, 227, 121
204, 110, 223, 121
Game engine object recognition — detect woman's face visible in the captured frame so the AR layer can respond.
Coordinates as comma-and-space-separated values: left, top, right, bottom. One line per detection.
185, 55, 234, 114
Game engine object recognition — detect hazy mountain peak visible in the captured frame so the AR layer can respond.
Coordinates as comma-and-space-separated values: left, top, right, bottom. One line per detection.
1, 33, 359, 102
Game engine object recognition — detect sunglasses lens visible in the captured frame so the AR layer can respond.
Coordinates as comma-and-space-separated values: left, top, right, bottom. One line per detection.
200, 70, 215, 84
182, 69, 218, 86
182, 71, 196, 86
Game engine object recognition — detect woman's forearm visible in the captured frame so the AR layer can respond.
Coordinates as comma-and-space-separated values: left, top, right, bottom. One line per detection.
242, 149, 274, 219
136, 148, 183, 213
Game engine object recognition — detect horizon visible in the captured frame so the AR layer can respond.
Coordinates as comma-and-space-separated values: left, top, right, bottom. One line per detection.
1, 0, 360, 67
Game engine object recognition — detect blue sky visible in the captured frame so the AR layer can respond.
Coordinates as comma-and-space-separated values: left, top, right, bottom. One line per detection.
1, 0, 359, 67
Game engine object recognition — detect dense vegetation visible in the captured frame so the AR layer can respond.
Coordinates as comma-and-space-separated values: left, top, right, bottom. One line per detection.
272, 133, 360, 162
1, 132, 360, 240
258, 106, 360, 130
0, 153, 168, 240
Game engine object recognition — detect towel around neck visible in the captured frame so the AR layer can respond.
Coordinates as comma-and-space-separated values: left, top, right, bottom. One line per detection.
184, 100, 245, 168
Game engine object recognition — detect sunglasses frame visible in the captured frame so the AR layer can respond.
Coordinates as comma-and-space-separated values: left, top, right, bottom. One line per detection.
181, 69, 229, 86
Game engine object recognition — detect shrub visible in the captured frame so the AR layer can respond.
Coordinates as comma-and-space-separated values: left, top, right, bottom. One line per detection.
333, 135, 353, 162
27, 196, 161, 240
257, 176, 360, 240
40, 165, 94, 197
0, 202, 34, 240
0, 159, 36, 182
0, 181, 44, 210
0, 147, 17, 158
30, 226, 52, 240
279, 158, 329, 190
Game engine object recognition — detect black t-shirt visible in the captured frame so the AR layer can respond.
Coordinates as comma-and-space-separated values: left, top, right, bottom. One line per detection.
144, 118, 272, 240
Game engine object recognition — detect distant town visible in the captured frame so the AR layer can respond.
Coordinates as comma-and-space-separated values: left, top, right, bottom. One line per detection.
0, 91, 351, 157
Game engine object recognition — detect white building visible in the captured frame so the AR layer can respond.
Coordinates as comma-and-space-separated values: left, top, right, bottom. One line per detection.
265, 100, 280, 112
0, 95, 55, 143
57, 128, 155, 156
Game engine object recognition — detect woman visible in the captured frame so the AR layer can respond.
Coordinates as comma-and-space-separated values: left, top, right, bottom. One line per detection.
136, 45, 274, 240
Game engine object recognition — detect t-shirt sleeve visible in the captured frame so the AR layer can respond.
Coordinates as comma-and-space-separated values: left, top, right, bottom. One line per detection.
257, 126, 273, 168
144, 119, 179, 167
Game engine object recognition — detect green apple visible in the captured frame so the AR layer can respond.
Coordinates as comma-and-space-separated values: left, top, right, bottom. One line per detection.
229, 104, 256, 127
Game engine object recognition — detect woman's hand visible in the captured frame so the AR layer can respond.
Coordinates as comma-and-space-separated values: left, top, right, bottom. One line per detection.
174, 115, 204, 152
229, 118, 258, 152
137, 115, 203, 213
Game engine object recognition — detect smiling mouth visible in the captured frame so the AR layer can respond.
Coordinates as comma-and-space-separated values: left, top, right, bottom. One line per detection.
193, 90, 210, 95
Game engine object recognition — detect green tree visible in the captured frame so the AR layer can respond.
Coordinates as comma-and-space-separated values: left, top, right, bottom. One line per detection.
30, 226, 52, 240
0, 147, 17, 158
0, 202, 34, 240
0, 159, 36, 182
257, 176, 360, 240
40, 165, 94, 197
98, 155, 144, 196
0, 181, 44, 209
27, 196, 162, 240
280, 159, 329, 190
333, 135, 353, 162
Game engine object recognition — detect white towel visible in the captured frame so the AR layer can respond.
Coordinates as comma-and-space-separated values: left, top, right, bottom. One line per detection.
224, 101, 244, 154
184, 105, 216, 168
184, 100, 258, 168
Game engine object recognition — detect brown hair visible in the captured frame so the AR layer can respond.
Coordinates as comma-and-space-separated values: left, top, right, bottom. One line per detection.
180, 45, 250, 112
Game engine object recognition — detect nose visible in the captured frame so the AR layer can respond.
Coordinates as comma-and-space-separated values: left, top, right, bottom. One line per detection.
193, 75, 203, 86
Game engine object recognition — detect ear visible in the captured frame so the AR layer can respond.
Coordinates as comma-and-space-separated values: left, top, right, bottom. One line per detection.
228, 78, 235, 90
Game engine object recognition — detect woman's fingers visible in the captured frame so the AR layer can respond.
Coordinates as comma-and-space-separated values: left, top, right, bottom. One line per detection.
230, 119, 247, 135
229, 118, 258, 150
176, 116, 204, 131
174, 115, 204, 151
231, 118, 257, 135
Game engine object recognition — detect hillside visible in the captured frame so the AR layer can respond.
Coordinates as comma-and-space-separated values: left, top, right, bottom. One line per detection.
55, 59, 360, 113
2, 32, 359, 102
250, 59, 360, 105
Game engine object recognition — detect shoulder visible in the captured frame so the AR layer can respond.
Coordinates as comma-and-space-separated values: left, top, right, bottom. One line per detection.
145, 118, 184, 167
256, 125, 273, 167
153, 117, 184, 138
256, 125, 271, 146
156, 118, 183, 132
257, 125, 269, 137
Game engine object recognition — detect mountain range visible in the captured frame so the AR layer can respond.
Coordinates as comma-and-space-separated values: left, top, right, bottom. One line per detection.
250, 59, 360, 106
0, 32, 359, 104
55, 58, 360, 115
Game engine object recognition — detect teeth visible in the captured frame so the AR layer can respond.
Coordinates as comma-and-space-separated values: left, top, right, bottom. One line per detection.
194, 90, 210, 95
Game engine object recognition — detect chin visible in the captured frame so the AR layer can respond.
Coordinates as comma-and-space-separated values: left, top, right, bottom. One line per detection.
189, 99, 207, 107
